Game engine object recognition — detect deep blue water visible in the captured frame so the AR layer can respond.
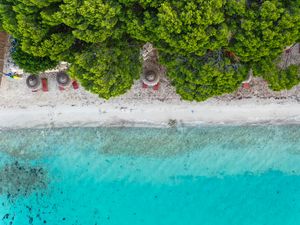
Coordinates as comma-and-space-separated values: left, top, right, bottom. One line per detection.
1, 125, 300, 225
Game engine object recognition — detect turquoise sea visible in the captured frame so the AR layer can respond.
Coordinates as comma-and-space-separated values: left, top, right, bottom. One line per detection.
1, 125, 300, 225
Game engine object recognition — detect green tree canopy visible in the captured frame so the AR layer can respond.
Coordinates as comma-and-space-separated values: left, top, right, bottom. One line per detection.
11, 40, 58, 74
264, 65, 300, 91
123, 0, 229, 56
161, 51, 248, 101
0, 0, 299, 100
68, 39, 142, 99
225, 0, 300, 91
226, 0, 300, 63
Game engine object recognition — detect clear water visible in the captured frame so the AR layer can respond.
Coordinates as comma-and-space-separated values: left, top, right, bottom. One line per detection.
1, 125, 300, 225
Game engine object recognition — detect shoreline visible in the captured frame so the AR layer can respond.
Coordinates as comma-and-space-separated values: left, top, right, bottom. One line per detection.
1, 36, 300, 131
1, 70, 300, 130
1, 101, 300, 130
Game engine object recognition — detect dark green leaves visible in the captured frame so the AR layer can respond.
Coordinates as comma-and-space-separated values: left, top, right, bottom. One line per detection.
161, 51, 248, 101
11, 40, 58, 74
68, 40, 142, 99
0, 0, 299, 100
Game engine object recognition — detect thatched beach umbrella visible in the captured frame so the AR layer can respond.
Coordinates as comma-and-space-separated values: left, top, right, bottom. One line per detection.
56, 72, 70, 86
142, 69, 160, 87
26, 75, 40, 89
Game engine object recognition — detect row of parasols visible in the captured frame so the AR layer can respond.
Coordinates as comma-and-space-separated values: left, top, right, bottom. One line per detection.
141, 68, 160, 90
26, 72, 78, 92
26, 68, 160, 92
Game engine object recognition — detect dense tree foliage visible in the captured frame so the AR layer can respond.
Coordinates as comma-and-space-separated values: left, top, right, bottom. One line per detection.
265, 65, 300, 91
124, 0, 229, 56
0, 0, 299, 100
253, 57, 300, 91
11, 40, 58, 74
68, 40, 141, 99
225, 0, 300, 91
226, 0, 300, 62
161, 51, 248, 101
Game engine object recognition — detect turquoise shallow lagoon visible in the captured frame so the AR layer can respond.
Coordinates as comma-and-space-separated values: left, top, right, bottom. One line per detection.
1, 125, 300, 225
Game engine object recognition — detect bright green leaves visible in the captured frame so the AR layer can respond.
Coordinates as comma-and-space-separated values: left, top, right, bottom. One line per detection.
124, 0, 228, 56
0, 0, 141, 100
266, 65, 300, 91
16, 14, 49, 42
0, 1, 19, 38
253, 58, 300, 91
40, 6, 63, 26
11, 40, 58, 74
54, 0, 122, 43
20, 32, 75, 60
73, 0, 121, 42
1, 0, 300, 100
161, 52, 247, 101
18, 0, 62, 8
121, 5, 157, 43
68, 40, 142, 99
54, 0, 80, 27
260, 1, 283, 21
1, 0, 76, 61
225, 0, 246, 16
224, 0, 300, 92
158, 2, 182, 34
156, 0, 228, 55
227, 0, 300, 62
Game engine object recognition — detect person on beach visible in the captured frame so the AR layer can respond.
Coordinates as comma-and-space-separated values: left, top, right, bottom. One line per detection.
3, 72, 22, 79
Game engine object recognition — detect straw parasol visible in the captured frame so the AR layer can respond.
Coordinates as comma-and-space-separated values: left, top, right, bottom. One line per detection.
56, 72, 70, 86
142, 69, 160, 87
26, 75, 40, 89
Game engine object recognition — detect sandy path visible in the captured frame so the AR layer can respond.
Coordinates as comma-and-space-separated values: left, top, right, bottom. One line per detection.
1, 64, 300, 129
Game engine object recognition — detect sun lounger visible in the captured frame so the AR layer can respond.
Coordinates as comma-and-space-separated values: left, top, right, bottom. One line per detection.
72, 80, 79, 90
242, 83, 250, 89
142, 82, 148, 88
41, 78, 48, 92
153, 83, 160, 91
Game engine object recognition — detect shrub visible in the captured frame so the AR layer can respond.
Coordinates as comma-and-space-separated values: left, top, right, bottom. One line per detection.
161, 51, 248, 101
11, 41, 58, 74
1, 0, 300, 100
68, 40, 142, 99
264, 65, 300, 91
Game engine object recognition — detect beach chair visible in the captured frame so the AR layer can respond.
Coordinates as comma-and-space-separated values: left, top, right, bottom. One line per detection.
41, 78, 48, 92
153, 83, 160, 91
142, 82, 148, 89
72, 80, 79, 90
242, 82, 251, 89
285, 48, 292, 54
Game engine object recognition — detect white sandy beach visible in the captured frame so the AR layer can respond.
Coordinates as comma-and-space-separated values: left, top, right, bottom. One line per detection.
1, 71, 300, 129
0, 38, 300, 130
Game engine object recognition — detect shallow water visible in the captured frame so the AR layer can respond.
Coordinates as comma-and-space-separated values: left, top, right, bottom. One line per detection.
1, 125, 300, 225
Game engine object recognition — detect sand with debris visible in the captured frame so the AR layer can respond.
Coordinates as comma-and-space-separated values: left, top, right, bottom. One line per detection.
1, 44, 300, 129
1, 71, 300, 129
